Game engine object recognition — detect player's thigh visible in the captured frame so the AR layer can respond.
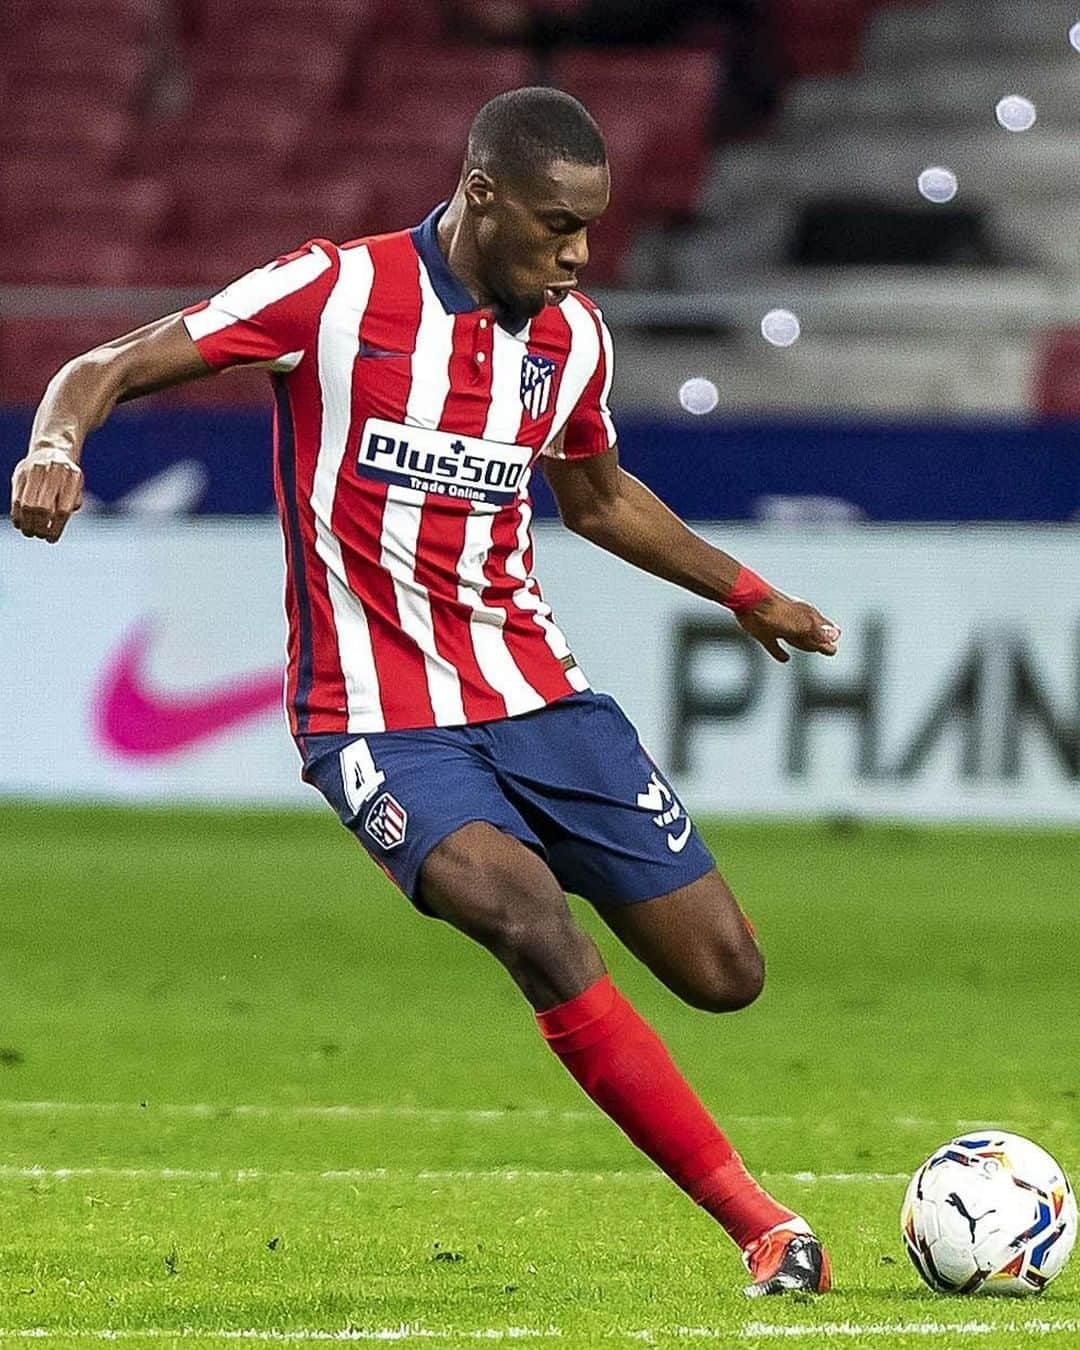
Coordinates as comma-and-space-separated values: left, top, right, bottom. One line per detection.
298, 728, 540, 913
419, 822, 606, 1008
595, 868, 764, 1013
419, 820, 569, 944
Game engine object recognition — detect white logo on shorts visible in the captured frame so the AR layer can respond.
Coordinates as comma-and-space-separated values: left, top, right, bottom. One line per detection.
636, 772, 693, 854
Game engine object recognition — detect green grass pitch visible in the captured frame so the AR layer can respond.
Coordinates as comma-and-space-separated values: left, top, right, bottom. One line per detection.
0, 804, 1078, 1349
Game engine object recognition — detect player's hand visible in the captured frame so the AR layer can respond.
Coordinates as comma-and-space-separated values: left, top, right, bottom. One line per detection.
10, 448, 84, 543
736, 590, 840, 663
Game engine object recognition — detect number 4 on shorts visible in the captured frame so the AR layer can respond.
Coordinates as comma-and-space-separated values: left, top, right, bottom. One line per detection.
340, 738, 387, 816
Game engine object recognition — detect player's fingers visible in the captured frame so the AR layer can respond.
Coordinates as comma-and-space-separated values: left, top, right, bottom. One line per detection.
15, 473, 45, 537
22, 505, 55, 539
9, 462, 34, 530
789, 608, 840, 656
42, 491, 72, 542
758, 633, 790, 663
46, 467, 84, 540
55, 464, 83, 513
805, 621, 840, 656
17, 463, 62, 539
814, 614, 841, 655
14, 485, 47, 538
44, 503, 76, 542
10, 464, 25, 527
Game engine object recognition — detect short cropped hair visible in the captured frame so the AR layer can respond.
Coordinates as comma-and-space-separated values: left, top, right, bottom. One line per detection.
466, 87, 607, 183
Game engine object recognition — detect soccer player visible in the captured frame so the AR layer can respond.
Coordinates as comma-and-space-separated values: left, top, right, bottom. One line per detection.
11, 87, 840, 1296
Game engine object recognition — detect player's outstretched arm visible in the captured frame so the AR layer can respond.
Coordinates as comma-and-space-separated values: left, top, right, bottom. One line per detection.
544, 443, 840, 663
10, 314, 213, 543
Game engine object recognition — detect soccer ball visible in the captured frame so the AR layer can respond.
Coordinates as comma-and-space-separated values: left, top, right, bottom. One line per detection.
901, 1132, 1077, 1295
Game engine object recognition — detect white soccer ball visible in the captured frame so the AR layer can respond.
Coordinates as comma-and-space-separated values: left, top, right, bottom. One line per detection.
901, 1132, 1077, 1296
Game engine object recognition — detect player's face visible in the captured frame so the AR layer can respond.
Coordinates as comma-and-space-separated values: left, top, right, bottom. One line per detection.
476, 159, 611, 319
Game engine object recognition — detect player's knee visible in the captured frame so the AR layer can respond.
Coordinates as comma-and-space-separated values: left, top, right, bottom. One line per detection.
497, 904, 589, 973
726, 942, 766, 1011
685, 938, 765, 1014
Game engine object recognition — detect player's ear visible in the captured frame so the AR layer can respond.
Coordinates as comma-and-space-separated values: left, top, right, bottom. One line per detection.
463, 168, 496, 214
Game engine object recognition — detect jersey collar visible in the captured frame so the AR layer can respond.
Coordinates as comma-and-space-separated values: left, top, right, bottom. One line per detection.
411, 202, 478, 314
411, 202, 530, 339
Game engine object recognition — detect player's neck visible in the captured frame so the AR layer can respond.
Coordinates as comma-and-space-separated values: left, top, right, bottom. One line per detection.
436, 199, 493, 310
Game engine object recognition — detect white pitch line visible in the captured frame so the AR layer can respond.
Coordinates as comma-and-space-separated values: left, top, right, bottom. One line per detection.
782, 1172, 908, 1184
1, 1324, 1079, 1344
739, 1322, 1080, 1340
0, 1099, 605, 1124
0, 1332, 561, 1344
0, 1164, 909, 1186
1, 1101, 1058, 1133
0, 1165, 654, 1185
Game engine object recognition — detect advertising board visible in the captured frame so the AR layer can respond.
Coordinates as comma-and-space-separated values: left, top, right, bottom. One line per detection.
2, 522, 1077, 822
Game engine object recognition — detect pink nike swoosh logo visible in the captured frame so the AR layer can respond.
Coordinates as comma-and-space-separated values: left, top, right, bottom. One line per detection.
93, 619, 282, 759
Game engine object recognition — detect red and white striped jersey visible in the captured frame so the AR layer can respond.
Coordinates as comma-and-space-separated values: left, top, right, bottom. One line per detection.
182, 204, 617, 736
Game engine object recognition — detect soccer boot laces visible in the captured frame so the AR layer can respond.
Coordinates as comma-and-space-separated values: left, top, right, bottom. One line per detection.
741, 1219, 832, 1297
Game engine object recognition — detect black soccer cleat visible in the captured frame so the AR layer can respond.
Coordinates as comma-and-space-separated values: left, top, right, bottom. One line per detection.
742, 1227, 832, 1298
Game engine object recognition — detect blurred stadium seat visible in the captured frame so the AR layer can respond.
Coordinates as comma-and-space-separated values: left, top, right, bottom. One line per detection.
353, 42, 534, 110
0, 317, 137, 404
127, 92, 307, 180
10, 234, 149, 287
176, 0, 372, 47
5, 0, 150, 47
187, 37, 353, 108
773, 0, 869, 75
4, 50, 149, 111
552, 49, 716, 221
776, 0, 931, 76
159, 183, 377, 286
291, 114, 471, 238
368, 0, 455, 43
0, 1, 724, 312
0, 174, 175, 286
1, 94, 132, 169
0, 315, 274, 407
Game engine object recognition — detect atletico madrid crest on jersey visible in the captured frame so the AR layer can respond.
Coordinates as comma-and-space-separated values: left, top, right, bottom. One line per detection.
520, 353, 558, 420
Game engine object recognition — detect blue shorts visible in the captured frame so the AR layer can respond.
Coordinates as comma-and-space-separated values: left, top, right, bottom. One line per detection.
297, 691, 714, 913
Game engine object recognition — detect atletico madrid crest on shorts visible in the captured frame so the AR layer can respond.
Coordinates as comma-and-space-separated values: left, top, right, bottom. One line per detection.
364, 792, 408, 850
520, 353, 558, 420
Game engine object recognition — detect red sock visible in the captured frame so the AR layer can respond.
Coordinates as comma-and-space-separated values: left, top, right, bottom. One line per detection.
536, 973, 795, 1250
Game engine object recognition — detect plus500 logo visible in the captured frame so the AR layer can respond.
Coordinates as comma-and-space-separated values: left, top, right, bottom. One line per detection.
356, 418, 530, 504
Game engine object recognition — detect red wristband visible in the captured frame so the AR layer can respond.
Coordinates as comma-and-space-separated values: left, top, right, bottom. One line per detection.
724, 565, 772, 614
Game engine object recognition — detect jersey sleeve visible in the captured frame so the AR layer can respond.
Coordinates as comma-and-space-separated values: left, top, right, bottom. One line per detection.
181, 239, 339, 374
546, 304, 616, 461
